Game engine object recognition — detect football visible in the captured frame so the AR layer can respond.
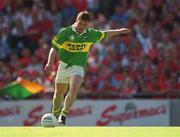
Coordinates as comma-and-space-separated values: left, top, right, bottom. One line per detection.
41, 113, 57, 127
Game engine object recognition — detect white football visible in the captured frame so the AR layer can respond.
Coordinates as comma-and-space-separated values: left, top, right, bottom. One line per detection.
41, 113, 57, 127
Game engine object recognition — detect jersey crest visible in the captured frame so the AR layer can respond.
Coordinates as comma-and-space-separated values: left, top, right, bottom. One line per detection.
69, 35, 75, 41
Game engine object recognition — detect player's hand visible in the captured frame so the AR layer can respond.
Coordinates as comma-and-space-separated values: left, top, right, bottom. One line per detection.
120, 28, 131, 34
44, 63, 53, 73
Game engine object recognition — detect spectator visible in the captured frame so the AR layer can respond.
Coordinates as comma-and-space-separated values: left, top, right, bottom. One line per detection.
19, 48, 32, 67
111, 4, 129, 26
49, 1, 63, 34
136, 24, 152, 55
10, 18, 28, 54
0, 26, 11, 61
61, 0, 77, 26
25, 56, 43, 73
15, 7, 32, 31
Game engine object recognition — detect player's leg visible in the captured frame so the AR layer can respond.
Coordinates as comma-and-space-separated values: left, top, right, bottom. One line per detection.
64, 75, 83, 112
52, 82, 68, 119
58, 75, 83, 125
52, 62, 69, 118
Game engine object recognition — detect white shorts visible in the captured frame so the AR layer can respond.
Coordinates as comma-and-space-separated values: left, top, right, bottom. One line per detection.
55, 61, 84, 83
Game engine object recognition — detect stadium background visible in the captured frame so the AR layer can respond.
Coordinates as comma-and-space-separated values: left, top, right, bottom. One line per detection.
0, 0, 180, 126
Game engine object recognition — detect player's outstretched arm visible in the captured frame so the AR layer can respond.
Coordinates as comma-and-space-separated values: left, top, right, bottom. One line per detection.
104, 28, 131, 38
44, 47, 57, 72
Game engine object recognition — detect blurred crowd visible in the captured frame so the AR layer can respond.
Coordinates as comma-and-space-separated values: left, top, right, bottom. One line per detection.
0, 0, 180, 99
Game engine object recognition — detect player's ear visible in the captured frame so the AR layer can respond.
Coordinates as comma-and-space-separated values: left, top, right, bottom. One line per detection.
88, 22, 94, 27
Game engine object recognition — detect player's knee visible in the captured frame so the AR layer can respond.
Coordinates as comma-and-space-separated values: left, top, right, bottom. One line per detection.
69, 85, 79, 93
54, 90, 64, 97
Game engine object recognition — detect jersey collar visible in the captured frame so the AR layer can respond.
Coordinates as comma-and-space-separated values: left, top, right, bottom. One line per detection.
71, 25, 87, 35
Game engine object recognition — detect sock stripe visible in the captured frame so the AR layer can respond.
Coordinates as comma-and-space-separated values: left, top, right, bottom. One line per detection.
61, 108, 68, 115
52, 108, 61, 116
53, 109, 60, 112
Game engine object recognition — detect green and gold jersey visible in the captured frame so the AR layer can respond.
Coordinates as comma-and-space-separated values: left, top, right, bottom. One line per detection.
51, 26, 106, 67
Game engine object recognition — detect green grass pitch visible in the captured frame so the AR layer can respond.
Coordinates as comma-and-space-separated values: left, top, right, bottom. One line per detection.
0, 127, 180, 137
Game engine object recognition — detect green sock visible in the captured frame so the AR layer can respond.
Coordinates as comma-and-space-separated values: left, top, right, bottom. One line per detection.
60, 108, 68, 116
52, 108, 61, 116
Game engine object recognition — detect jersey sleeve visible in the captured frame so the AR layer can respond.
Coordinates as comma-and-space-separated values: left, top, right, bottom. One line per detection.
90, 28, 106, 43
51, 28, 66, 49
